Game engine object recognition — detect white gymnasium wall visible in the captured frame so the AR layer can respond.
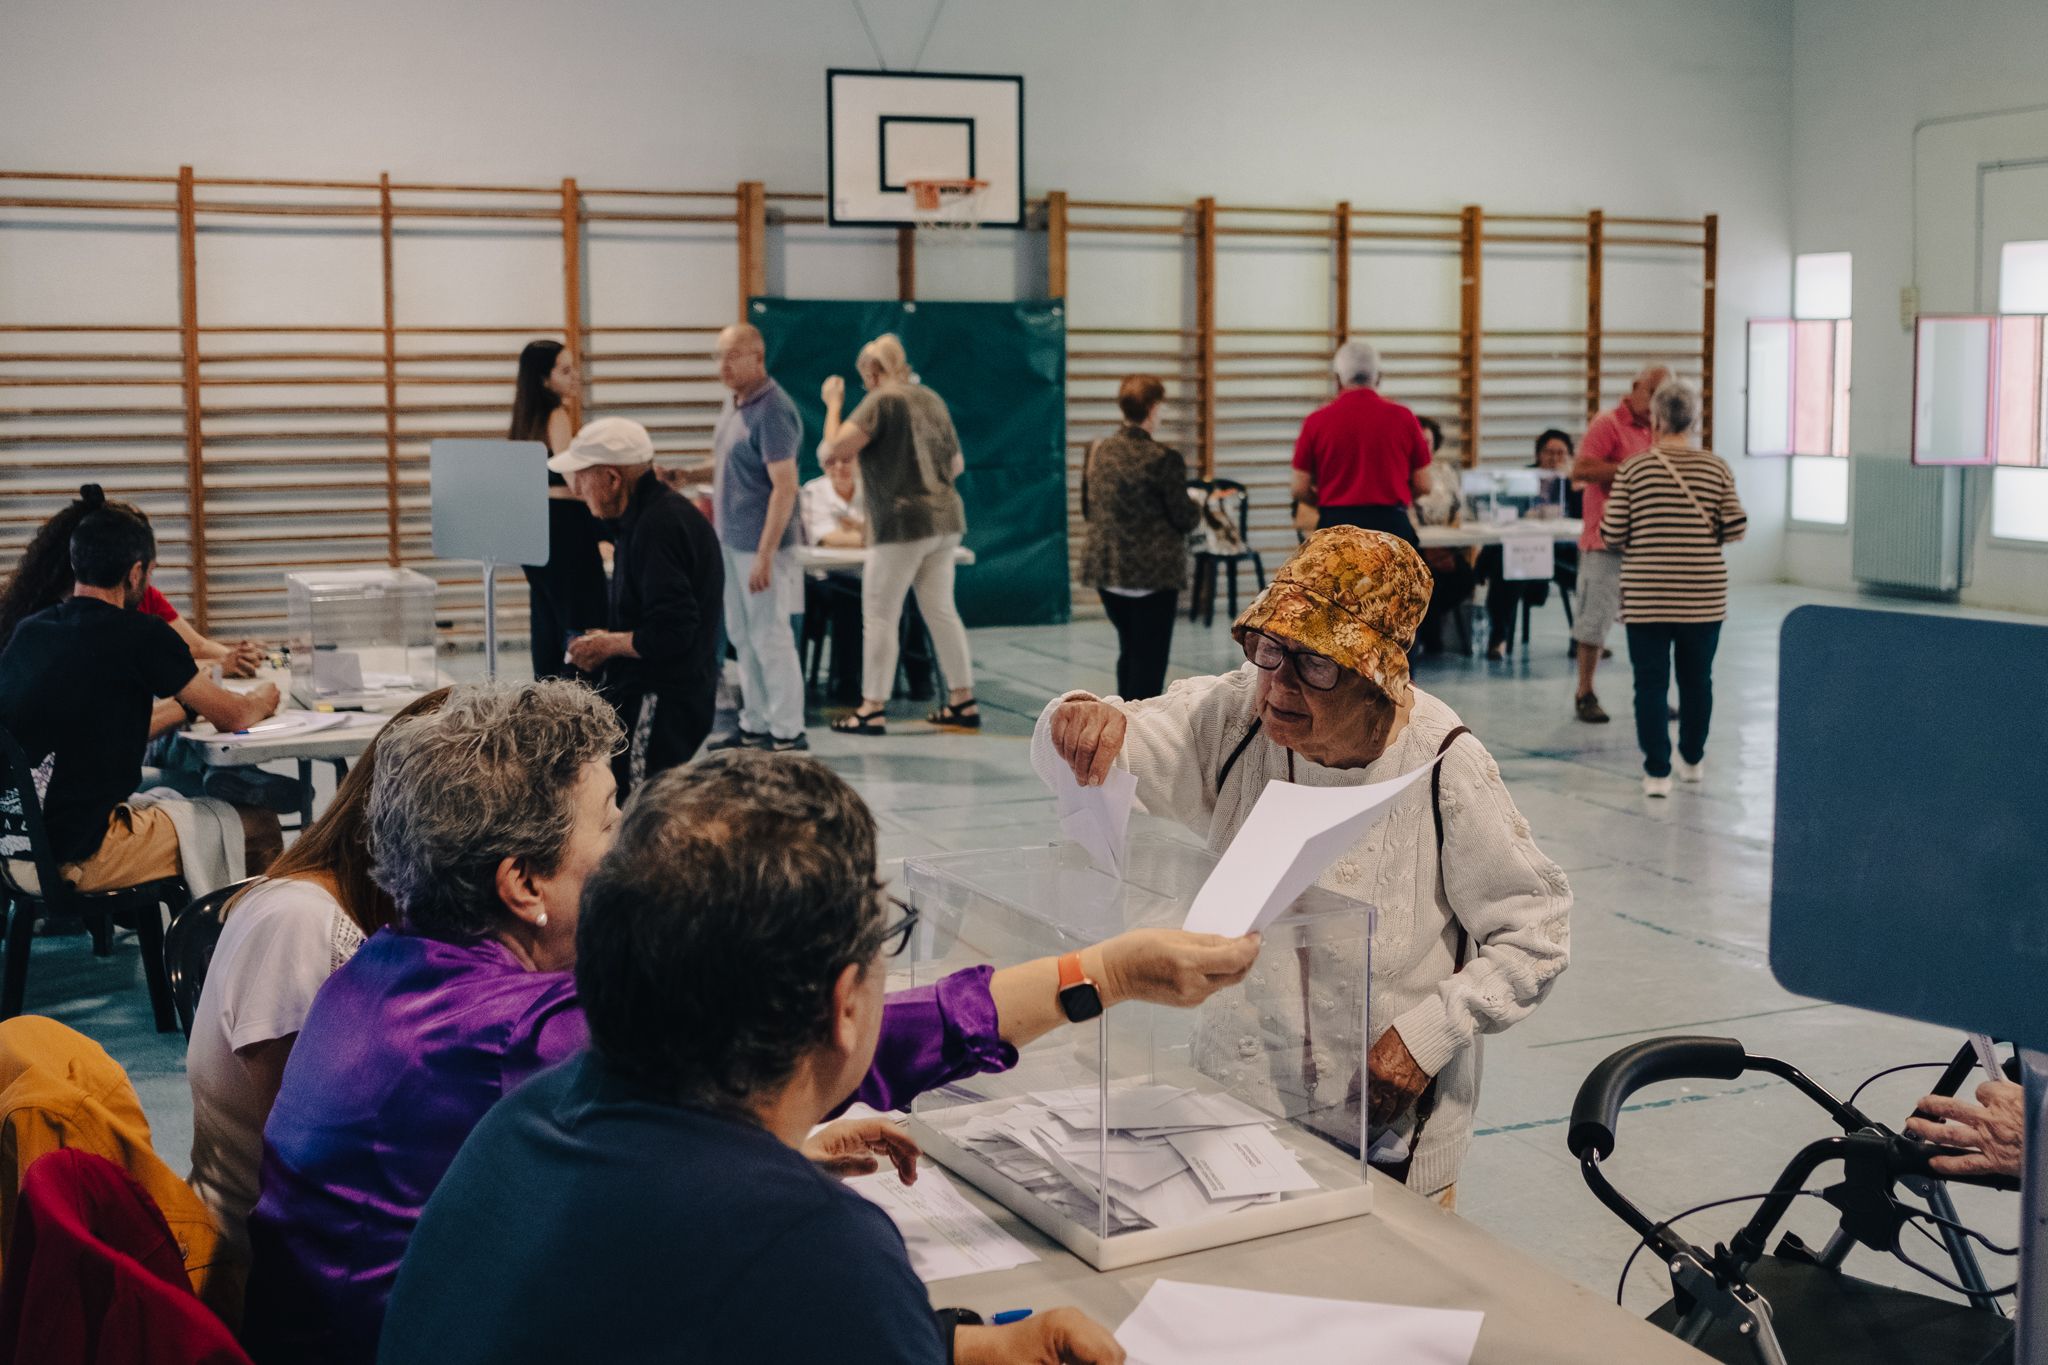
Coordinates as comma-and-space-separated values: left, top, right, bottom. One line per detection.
3, 0, 1794, 579
1788, 0, 2048, 611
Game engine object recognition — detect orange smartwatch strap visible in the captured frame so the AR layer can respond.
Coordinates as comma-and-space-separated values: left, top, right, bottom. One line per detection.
1057, 951, 1090, 991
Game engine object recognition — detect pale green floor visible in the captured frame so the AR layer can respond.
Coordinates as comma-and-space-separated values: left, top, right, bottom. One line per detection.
32, 581, 2027, 1323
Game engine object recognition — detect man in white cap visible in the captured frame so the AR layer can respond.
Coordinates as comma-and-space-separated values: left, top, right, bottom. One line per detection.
552, 417, 723, 787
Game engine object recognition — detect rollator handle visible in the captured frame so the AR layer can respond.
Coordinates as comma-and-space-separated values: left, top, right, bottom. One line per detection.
1568, 1035, 1749, 1161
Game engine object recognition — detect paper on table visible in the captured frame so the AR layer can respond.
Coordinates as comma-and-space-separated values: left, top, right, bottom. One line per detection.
1048, 763, 1138, 878
1116, 1279, 1485, 1365
1182, 759, 1442, 937
1166, 1124, 1318, 1200
194, 711, 352, 744
846, 1163, 1038, 1283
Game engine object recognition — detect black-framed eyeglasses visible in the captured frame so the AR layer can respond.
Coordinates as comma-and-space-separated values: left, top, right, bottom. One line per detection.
1242, 629, 1343, 691
874, 896, 921, 959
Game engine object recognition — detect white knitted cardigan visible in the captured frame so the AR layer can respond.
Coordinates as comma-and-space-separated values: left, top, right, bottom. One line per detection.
1031, 665, 1572, 1195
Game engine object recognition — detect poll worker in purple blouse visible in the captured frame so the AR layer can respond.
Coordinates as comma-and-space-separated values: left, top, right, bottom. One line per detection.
240, 680, 1260, 1365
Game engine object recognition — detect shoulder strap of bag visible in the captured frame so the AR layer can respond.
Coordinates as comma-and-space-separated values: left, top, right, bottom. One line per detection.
1216, 716, 1263, 790
1389, 722, 1477, 1164
1431, 725, 1473, 971
1649, 447, 1715, 535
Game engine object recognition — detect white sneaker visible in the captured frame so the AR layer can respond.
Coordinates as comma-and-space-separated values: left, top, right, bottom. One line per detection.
1643, 775, 1673, 798
1675, 758, 1704, 784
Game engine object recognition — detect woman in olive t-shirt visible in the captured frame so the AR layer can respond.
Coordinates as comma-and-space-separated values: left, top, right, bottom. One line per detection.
819, 334, 976, 736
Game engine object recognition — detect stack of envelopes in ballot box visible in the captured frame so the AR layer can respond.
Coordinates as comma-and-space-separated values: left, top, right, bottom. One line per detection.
901, 835, 1376, 1271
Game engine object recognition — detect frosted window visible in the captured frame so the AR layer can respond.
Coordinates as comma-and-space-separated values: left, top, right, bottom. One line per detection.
1789, 455, 1849, 525
1746, 320, 1792, 456
1995, 316, 2044, 467
1992, 466, 2048, 542
1794, 252, 1852, 321
1999, 241, 2048, 314
1913, 317, 1994, 465
1792, 321, 1836, 457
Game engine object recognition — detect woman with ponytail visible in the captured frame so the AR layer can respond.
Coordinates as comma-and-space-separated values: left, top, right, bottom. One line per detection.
508, 340, 607, 682
0, 486, 263, 673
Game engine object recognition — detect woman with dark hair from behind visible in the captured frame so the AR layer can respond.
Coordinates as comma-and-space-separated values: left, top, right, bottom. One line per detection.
1481, 428, 1580, 660
509, 340, 607, 682
0, 486, 264, 673
186, 686, 453, 1278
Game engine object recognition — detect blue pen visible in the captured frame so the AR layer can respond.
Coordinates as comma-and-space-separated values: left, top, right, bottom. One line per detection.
991, 1309, 1032, 1326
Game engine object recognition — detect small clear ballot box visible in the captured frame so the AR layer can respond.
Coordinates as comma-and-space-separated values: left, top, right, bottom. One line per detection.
286, 569, 438, 708
901, 835, 1376, 1270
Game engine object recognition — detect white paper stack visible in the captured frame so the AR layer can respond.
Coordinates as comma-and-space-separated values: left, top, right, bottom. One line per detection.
926, 1083, 1320, 1233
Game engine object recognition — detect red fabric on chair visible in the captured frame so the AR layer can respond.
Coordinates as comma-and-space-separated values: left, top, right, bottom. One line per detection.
0, 1150, 249, 1365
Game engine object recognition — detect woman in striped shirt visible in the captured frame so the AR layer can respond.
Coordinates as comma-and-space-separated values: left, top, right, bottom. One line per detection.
1598, 380, 1746, 798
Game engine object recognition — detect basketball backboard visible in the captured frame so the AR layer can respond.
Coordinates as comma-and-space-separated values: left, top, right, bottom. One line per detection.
826, 69, 1024, 229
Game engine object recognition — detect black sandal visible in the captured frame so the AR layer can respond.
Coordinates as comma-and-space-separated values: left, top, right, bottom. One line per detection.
831, 706, 889, 736
927, 698, 981, 730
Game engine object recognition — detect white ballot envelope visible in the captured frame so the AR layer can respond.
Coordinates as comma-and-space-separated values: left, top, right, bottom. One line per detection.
1182, 760, 1440, 937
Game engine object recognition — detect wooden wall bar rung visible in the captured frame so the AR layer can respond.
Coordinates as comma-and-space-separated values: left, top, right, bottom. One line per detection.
6, 165, 1716, 632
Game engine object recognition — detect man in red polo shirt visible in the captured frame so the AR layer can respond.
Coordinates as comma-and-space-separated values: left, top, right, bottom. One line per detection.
1291, 340, 1432, 547
1567, 363, 1669, 723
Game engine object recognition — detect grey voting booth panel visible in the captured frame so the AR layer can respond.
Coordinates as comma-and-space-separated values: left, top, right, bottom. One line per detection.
1771, 604, 2048, 1041
1773, 604, 2048, 1360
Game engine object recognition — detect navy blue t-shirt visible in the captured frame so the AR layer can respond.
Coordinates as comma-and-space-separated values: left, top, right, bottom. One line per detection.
377, 1051, 945, 1365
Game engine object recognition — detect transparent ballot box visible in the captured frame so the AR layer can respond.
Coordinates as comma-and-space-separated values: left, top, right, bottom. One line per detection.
286, 568, 438, 708
1461, 467, 1569, 524
901, 835, 1375, 1270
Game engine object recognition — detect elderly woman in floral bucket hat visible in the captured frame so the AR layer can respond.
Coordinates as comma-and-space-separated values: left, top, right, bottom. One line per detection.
1034, 527, 1570, 1205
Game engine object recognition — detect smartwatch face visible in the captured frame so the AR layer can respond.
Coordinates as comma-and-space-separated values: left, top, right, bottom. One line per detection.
1060, 981, 1104, 1023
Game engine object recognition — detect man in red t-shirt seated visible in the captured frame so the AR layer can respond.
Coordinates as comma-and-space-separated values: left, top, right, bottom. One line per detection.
1290, 340, 1433, 548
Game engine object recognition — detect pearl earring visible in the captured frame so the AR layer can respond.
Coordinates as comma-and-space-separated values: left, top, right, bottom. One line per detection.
535, 911, 549, 928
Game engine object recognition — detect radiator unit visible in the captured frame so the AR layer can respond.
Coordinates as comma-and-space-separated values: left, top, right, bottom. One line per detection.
1851, 460, 1969, 596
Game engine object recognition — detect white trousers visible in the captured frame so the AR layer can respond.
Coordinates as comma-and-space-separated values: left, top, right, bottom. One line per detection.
861, 532, 973, 703
721, 545, 806, 739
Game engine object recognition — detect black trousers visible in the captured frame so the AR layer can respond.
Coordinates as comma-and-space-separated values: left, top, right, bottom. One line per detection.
609, 686, 713, 794
1625, 620, 1721, 777
524, 498, 609, 682
1416, 557, 1478, 654
1317, 504, 1419, 549
1099, 589, 1178, 700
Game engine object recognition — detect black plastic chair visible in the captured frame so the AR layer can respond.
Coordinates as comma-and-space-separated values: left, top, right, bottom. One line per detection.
1187, 478, 1267, 627
163, 878, 256, 1039
0, 725, 184, 1032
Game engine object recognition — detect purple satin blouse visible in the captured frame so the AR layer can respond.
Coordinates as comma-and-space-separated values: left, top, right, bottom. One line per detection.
240, 929, 1012, 1365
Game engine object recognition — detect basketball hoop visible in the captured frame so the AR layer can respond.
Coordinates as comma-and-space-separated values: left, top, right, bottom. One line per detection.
905, 177, 988, 243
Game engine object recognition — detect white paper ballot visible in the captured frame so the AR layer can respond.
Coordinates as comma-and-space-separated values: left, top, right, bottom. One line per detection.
193, 710, 352, 744
1166, 1124, 1318, 1199
1182, 761, 1441, 936
1048, 763, 1138, 877
846, 1164, 1038, 1282
1116, 1279, 1485, 1365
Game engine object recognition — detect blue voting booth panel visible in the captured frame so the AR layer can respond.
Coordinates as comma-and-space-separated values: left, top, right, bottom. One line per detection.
1772, 605, 2048, 1045
430, 440, 550, 567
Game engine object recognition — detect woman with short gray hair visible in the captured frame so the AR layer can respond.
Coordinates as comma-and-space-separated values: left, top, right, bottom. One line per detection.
243, 679, 1262, 1363
1597, 379, 1748, 798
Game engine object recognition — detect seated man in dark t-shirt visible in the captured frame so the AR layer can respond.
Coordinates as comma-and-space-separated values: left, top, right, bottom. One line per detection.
380, 752, 1123, 1365
0, 497, 283, 891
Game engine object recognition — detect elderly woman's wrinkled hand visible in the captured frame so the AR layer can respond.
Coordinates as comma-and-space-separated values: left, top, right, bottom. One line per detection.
1049, 699, 1126, 787
1095, 929, 1261, 1009
1905, 1081, 2025, 1179
802, 1117, 921, 1183
1366, 1027, 1432, 1130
